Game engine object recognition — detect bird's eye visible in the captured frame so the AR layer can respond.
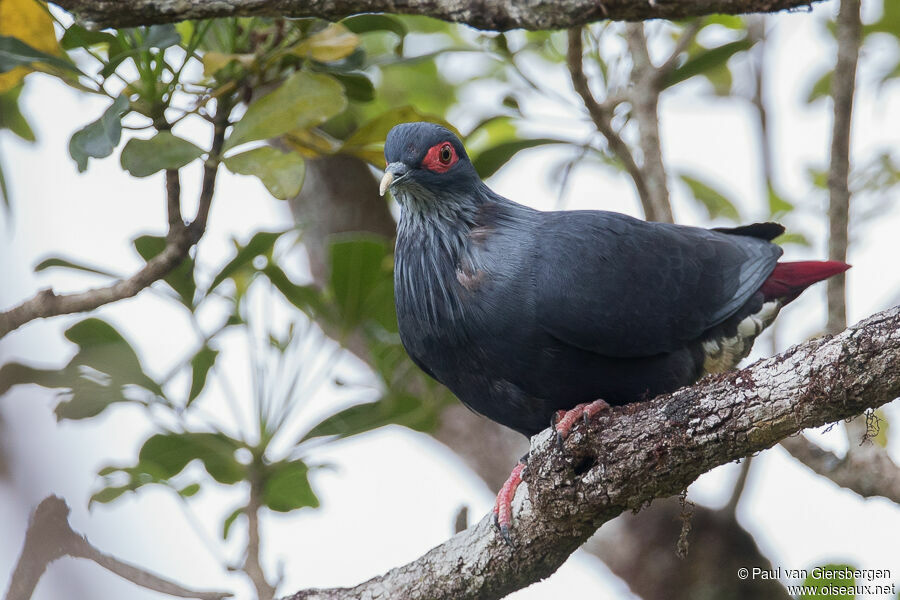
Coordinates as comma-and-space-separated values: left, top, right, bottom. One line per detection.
439, 144, 453, 164
422, 141, 459, 173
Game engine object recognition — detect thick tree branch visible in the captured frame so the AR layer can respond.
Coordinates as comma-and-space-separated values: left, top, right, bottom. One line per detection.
826, 0, 861, 335
5, 496, 232, 600
0, 103, 230, 340
53, 0, 825, 31
283, 305, 900, 600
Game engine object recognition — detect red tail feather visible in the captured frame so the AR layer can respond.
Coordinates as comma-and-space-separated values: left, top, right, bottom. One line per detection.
760, 260, 851, 303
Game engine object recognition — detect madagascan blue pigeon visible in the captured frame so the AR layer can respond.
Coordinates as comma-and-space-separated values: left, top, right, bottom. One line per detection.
380, 121, 849, 543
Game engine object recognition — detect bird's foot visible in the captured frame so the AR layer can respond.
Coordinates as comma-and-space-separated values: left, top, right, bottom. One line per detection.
551, 399, 611, 449
492, 461, 526, 548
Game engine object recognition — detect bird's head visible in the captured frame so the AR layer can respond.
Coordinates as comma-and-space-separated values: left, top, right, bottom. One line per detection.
380, 122, 481, 207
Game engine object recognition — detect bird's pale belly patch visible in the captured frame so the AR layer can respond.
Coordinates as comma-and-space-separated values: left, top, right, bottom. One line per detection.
702, 301, 781, 374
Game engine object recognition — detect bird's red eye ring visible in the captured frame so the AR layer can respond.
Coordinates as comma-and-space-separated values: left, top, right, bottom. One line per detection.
422, 142, 459, 173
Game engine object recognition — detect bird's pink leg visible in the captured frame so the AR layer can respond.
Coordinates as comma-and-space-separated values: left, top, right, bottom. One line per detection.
492, 461, 525, 547
491, 400, 610, 545
551, 399, 611, 447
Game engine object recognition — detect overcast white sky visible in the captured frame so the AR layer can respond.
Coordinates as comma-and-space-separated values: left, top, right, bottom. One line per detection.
2, 2, 900, 599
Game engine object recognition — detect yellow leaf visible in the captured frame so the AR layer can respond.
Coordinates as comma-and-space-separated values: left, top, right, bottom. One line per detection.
0, 0, 59, 92
201, 51, 254, 77
284, 127, 342, 158
294, 23, 359, 63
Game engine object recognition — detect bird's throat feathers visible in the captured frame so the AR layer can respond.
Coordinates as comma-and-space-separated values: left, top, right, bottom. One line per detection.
394, 184, 496, 333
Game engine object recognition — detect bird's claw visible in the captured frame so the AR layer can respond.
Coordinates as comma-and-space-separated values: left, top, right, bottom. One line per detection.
551, 399, 611, 449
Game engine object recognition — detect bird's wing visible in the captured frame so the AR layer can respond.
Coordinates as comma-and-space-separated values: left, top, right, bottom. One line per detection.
533, 211, 782, 357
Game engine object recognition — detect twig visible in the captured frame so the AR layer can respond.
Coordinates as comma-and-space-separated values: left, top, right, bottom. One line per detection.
283, 305, 900, 600
566, 28, 658, 220
723, 456, 753, 516
826, 0, 861, 335
190, 99, 231, 244
167, 169, 184, 235
0, 101, 232, 339
656, 20, 703, 83
625, 23, 674, 223
4, 496, 232, 600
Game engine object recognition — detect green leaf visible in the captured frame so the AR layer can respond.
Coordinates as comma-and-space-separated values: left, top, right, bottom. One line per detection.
471, 138, 564, 179
138, 432, 244, 484
142, 24, 181, 50
59, 25, 119, 52
178, 482, 201, 497
262, 459, 319, 512
341, 105, 454, 166
224, 71, 347, 151
0, 319, 160, 418
773, 232, 810, 247
341, 14, 407, 38
64, 318, 163, 396
293, 23, 360, 62
328, 235, 396, 332
800, 564, 855, 599
863, 0, 900, 37
55, 377, 130, 420
222, 506, 243, 539
0, 363, 70, 396
224, 146, 306, 200
300, 393, 437, 442
262, 263, 327, 316
806, 70, 833, 104
101, 25, 180, 77
679, 173, 741, 221
208, 230, 286, 293
767, 184, 794, 217
90, 484, 133, 506
0, 82, 34, 142
187, 345, 218, 406
35, 256, 119, 278
68, 94, 130, 172
120, 131, 204, 178
663, 39, 753, 89
331, 71, 374, 102
133, 235, 196, 308
0, 34, 81, 75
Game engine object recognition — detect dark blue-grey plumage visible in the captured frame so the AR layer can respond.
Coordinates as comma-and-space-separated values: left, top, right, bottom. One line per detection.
385, 122, 784, 437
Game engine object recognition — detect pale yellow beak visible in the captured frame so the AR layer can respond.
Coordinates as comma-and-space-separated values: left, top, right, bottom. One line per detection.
379, 171, 394, 197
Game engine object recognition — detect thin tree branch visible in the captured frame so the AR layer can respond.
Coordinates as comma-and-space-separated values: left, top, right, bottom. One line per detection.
5, 496, 232, 600
656, 20, 703, 80
566, 28, 660, 221
0, 102, 231, 340
826, 0, 861, 335
52, 0, 826, 31
781, 434, 900, 504
167, 169, 185, 236
282, 305, 900, 600
244, 467, 276, 600
625, 22, 673, 223
190, 100, 231, 244
723, 456, 753, 516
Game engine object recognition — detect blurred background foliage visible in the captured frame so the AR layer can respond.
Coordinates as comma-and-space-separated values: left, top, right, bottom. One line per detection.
1, 0, 899, 598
